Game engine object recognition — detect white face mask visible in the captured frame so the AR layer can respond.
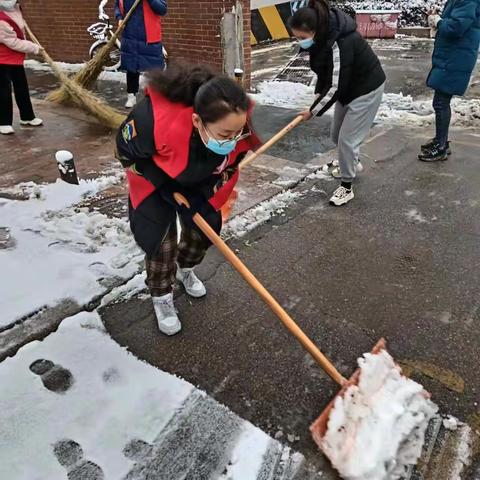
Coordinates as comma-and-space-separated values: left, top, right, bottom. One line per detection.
0, 0, 17, 11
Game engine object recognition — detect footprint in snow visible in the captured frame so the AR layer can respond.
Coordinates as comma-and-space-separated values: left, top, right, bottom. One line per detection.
53, 439, 104, 480
29, 359, 74, 393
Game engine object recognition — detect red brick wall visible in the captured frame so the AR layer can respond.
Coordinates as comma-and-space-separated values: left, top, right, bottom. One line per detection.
21, 0, 251, 85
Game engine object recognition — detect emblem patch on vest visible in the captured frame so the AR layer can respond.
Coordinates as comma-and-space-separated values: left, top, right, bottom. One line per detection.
122, 120, 137, 142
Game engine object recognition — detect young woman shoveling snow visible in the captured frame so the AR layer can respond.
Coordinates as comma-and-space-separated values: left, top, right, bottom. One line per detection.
116, 63, 259, 335
289, 0, 386, 206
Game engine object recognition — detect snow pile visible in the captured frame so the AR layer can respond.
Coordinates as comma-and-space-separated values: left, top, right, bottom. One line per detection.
24, 59, 126, 83
251, 81, 315, 110
223, 190, 302, 238
100, 272, 147, 307
322, 350, 437, 480
338, 0, 446, 26
0, 175, 142, 328
378, 93, 480, 127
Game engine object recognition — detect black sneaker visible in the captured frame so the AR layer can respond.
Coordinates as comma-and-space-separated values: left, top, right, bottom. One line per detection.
421, 138, 451, 155
418, 142, 449, 162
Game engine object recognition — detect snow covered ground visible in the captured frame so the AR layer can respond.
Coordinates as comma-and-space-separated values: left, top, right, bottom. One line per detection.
0, 173, 142, 329
252, 80, 480, 128
25, 60, 128, 84
0, 311, 299, 480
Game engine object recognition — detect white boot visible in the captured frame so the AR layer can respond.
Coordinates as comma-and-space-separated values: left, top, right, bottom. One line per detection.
0, 125, 14, 135
152, 293, 181, 336
176, 267, 206, 298
125, 93, 137, 108
20, 118, 43, 127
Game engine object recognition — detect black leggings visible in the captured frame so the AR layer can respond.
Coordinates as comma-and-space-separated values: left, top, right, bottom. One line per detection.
0, 64, 35, 125
126, 71, 140, 94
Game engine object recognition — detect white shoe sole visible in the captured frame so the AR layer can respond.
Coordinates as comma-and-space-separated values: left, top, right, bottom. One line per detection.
0, 129, 14, 135
330, 191, 354, 206
20, 121, 43, 127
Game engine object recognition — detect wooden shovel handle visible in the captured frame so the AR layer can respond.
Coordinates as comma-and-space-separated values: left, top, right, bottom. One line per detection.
239, 114, 304, 171
174, 193, 346, 386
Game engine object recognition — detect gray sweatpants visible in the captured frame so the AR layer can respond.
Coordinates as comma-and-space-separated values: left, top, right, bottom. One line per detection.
331, 83, 385, 183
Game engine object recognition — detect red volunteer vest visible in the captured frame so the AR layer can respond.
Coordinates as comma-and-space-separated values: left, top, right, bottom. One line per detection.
119, 0, 162, 43
127, 89, 261, 210
0, 12, 25, 65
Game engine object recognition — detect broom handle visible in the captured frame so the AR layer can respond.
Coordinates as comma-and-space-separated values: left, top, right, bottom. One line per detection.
111, 0, 143, 41
25, 24, 68, 83
239, 115, 304, 171
174, 193, 346, 386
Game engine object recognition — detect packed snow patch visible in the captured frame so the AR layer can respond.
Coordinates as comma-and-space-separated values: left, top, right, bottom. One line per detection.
0, 311, 194, 480
322, 350, 437, 480
251, 81, 315, 110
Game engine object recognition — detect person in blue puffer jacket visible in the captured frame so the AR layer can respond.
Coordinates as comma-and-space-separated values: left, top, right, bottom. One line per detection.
419, 0, 480, 162
115, 0, 167, 108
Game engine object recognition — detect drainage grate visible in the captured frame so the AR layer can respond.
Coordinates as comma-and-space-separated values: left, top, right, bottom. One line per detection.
274, 51, 316, 86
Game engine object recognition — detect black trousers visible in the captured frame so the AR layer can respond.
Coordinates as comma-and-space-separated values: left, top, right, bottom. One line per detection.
0, 64, 35, 125
126, 71, 140, 94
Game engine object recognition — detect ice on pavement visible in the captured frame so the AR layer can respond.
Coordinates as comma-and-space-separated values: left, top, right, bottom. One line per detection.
0, 311, 284, 480
0, 175, 142, 329
322, 349, 438, 480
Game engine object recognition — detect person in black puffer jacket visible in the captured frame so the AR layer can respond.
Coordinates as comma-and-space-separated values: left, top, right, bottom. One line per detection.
289, 0, 386, 206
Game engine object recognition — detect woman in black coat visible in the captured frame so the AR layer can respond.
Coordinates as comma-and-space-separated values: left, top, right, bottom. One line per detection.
290, 0, 385, 206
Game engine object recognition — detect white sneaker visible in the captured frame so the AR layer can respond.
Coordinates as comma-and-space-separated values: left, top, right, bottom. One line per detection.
125, 93, 137, 108
152, 293, 181, 336
0, 125, 14, 135
330, 186, 354, 206
331, 161, 363, 179
20, 117, 43, 127
176, 267, 206, 298
322, 159, 339, 173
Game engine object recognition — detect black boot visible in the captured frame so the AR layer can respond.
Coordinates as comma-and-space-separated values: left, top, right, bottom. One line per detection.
421, 138, 451, 155
418, 142, 449, 162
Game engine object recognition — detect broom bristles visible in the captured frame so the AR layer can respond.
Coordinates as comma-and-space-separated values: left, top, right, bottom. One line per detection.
26, 24, 126, 129
47, 0, 142, 102
40, 45, 125, 129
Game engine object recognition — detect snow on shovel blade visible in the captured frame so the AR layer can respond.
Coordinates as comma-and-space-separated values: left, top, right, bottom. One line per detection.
55, 150, 79, 185
310, 338, 437, 480
310, 338, 387, 446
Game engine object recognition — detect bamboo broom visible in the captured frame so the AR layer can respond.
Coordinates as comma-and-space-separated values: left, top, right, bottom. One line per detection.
25, 24, 126, 130
47, 0, 142, 104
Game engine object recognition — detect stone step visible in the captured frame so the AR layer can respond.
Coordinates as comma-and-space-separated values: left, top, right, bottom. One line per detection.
122, 390, 321, 480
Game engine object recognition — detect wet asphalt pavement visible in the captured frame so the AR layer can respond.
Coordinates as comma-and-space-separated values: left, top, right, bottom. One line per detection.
21, 36, 480, 474
101, 126, 480, 471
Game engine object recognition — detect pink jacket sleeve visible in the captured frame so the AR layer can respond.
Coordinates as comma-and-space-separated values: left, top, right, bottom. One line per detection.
0, 20, 40, 55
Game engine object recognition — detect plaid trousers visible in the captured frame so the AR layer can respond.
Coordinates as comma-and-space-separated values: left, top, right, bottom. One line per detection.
145, 219, 211, 297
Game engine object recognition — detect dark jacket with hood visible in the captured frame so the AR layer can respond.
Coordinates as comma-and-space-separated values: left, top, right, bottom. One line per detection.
307, 7, 386, 117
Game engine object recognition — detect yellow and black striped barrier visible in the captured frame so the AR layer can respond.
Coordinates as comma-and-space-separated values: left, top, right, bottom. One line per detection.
251, 1, 306, 45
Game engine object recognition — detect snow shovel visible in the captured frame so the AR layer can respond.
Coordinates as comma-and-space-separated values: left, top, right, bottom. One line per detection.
173, 192, 387, 448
